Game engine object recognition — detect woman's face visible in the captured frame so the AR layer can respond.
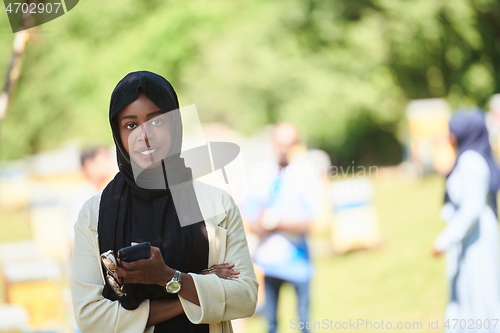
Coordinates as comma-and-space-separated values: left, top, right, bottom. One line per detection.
116, 92, 172, 169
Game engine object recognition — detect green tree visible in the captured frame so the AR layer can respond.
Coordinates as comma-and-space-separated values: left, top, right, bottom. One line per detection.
1, 0, 499, 166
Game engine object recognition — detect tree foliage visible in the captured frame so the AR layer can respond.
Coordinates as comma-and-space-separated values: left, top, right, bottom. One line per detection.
0, 0, 499, 166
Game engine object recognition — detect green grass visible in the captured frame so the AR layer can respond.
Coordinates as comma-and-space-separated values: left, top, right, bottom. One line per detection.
245, 175, 447, 333
0, 176, 448, 332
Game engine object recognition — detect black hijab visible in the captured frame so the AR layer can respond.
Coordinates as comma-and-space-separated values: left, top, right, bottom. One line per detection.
446, 111, 500, 216
98, 71, 209, 332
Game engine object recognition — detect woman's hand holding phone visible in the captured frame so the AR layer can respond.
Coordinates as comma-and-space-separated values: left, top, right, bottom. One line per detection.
116, 246, 173, 286
116, 243, 240, 285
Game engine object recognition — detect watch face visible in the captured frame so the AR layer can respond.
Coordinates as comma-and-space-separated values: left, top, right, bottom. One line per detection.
166, 281, 181, 293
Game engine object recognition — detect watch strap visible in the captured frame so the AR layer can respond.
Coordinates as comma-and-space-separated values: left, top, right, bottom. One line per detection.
174, 270, 181, 283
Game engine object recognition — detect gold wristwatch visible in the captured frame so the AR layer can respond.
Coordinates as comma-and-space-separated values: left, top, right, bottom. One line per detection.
165, 270, 182, 294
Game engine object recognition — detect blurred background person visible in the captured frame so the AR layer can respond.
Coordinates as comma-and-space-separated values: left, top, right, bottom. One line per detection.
433, 112, 500, 332
80, 147, 116, 191
242, 123, 321, 333
66, 146, 116, 246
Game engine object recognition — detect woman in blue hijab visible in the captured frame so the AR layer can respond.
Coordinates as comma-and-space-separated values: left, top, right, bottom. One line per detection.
434, 111, 500, 333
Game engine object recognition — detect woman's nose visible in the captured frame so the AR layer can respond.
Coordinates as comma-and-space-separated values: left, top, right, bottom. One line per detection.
138, 124, 155, 144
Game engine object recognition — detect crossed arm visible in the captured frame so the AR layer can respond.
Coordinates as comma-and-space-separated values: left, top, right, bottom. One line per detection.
115, 250, 239, 327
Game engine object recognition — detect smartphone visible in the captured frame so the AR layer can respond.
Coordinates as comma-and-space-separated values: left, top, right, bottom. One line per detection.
117, 242, 151, 263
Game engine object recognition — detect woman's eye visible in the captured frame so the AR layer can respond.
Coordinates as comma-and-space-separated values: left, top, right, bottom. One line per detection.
151, 119, 162, 126
125, 123, 138, 130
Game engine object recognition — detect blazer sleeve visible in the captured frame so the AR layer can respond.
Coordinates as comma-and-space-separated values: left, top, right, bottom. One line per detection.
71, 195, 152, 333
434, 151, 491, 252
178, 193, 259, 324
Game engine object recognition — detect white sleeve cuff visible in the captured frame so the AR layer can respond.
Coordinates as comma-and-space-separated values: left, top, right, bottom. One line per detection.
178, 273, 225, 324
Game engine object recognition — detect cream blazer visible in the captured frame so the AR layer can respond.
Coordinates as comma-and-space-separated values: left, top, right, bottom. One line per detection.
71, 180, 258, 333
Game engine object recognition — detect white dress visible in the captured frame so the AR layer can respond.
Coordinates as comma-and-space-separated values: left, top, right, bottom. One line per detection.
435, 150, 500, 333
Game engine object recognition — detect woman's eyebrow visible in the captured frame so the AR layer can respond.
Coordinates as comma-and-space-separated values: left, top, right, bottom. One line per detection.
119, 110, 164, 122
147, 110, 165, 117
120, 115, 136, 122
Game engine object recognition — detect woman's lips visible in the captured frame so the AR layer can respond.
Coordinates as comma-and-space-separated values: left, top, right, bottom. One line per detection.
140, 149, 156, 156
134, 145, 161, 162
135, 145, 160, 153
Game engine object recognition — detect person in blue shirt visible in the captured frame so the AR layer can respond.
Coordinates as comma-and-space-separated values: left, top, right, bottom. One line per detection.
243, 123, 320, 333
